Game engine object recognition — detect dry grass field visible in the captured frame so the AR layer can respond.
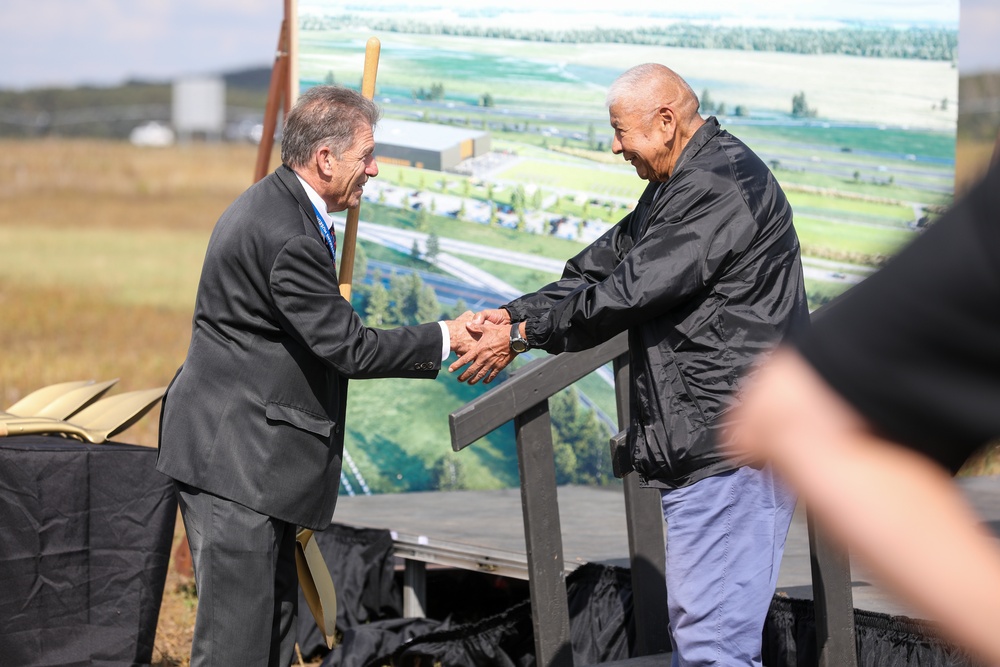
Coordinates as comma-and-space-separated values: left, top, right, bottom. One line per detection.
0, 138, 280, 665
0, 139, 273, 446
2, 136, 997, 665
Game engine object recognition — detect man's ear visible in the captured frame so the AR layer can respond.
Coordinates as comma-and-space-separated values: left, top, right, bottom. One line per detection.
657, 105, 676, 141
316, 146, 334, 176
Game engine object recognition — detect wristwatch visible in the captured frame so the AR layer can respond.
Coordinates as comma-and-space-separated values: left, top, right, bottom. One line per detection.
509, 322, 530, 354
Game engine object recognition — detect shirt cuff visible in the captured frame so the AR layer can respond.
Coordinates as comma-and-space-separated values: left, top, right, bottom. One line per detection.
438, 321, 450, 362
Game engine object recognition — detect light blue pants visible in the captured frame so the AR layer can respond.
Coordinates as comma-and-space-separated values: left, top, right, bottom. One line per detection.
661, 466, 796, 667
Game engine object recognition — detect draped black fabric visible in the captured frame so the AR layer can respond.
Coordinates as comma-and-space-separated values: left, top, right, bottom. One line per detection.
378, 600, 535, 667
357, 563, 636, 667
321, 617, 449, 667
565, 562, 636, 663
0, 436, 177, 667
297, 528, 982, 667
296, 524, 404, 660
764, 596, 984, 667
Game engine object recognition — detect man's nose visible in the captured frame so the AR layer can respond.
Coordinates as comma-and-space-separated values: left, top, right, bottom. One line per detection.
611, 135, 623, 154
366, 156, 379, 177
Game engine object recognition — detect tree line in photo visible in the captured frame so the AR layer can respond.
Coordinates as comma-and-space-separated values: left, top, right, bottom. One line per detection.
429, 386, 615, 491
304, 15, 958, 61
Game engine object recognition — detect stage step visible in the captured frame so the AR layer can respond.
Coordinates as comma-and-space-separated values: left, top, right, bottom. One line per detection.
590, 653, 672, 666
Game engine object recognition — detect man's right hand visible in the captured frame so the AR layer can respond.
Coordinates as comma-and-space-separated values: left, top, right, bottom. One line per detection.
446, 310, 479, 357
470, 308, 511, 327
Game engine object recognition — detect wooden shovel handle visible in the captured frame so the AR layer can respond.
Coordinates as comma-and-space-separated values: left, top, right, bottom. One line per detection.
338, 37, 381, 302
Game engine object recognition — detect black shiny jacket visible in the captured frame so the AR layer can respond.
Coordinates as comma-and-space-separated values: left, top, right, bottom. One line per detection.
505, 117, 809, 489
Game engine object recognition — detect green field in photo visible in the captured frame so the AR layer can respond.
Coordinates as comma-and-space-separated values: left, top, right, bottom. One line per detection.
356, 201, 588, 262
795, 215, 915, 263
494, 160, 644, 199
344, 374, 519, 493
785, 191, 917, 225
450, 252, 561, 296
733, 123, 957, 161
299, 30, 608, 108
803, 278, 854, 311
773, 168, 951, 205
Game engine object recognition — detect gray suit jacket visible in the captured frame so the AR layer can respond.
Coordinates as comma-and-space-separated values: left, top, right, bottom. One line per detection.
157, 165, 442, 530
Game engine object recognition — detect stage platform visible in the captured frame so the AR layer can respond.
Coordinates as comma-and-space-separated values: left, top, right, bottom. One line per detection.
333, 475, 1000, 621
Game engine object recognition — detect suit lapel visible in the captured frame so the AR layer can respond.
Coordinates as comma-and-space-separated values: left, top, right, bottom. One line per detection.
275, 165, 327, 243
274, 165, 352, 410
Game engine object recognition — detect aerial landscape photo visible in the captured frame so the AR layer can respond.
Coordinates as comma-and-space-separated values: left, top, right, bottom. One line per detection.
293, 0, 961, 495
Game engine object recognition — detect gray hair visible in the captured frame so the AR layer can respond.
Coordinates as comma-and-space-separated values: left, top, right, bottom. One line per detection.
281, 85, 381, 168
605, 63, 699, 114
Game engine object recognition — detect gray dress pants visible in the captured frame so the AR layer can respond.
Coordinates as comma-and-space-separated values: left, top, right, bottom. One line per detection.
176, 481, 299, 667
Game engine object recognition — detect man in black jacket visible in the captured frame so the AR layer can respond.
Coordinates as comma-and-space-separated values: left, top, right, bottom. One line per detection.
452, 63, 809, 666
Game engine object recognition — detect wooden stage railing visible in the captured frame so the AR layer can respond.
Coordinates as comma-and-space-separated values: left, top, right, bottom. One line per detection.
449, 333, 859, 667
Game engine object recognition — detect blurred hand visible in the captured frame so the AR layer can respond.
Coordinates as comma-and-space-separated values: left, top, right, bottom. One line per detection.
446, 311, 480, 357
449, 322, 519, 384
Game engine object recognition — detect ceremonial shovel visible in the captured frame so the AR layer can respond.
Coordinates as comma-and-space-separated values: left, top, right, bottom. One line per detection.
290, 35, 383, 650
296, 528, 339, 649
0, 387, 166, 443
1, 379, 120, 421
2, 379, 100, 418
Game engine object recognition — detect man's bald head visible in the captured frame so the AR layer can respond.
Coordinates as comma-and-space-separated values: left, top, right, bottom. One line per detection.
606, 63, 700, 124
606, 64, 705, 181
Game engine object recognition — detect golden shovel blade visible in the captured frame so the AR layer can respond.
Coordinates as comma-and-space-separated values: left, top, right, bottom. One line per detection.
3, 380, 95, 417
0, 387, 166, 444
31, 379, 119, 420
67, 386, 166, 436
295, 528, 338, 649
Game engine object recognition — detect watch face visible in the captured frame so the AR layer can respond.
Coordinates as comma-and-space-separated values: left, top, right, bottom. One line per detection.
510, 325, 529, 353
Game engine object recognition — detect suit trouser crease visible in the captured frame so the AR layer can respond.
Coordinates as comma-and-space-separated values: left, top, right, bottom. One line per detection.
177, 481, 299, 667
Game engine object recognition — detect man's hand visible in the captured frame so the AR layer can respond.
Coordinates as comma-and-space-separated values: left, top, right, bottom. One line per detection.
449, 322, 519, 384
471, 308, 511, 327
446, 310, 479, 357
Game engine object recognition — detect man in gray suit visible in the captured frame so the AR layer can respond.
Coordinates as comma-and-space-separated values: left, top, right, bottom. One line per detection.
157, 86, 474, 667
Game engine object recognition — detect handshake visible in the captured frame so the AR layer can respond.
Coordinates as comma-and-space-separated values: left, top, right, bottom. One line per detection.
444, 308, 523, 385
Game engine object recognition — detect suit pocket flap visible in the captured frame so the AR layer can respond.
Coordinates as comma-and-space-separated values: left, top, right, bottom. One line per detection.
265, 402, 335, 437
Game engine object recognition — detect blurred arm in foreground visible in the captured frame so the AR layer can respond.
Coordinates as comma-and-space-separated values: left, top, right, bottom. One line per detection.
728, 163, 1000, 665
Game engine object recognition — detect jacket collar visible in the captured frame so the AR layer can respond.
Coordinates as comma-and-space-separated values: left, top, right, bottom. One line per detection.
275, 164, 324, 238
671, 116, 721, 177
275, 164, 314, 213
634, 117, 721, 237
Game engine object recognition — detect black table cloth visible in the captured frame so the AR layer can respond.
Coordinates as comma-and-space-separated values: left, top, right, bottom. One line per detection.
0, 436, 177, 667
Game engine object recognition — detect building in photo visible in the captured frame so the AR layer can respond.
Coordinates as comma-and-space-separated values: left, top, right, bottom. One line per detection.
374, 118, 491, 171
